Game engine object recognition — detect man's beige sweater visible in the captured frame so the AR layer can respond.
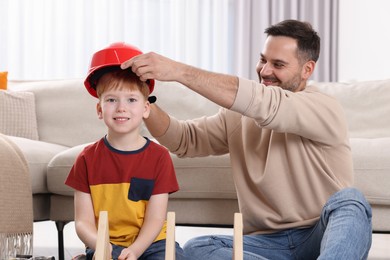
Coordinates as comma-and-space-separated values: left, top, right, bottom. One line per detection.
156, 78, 353, 234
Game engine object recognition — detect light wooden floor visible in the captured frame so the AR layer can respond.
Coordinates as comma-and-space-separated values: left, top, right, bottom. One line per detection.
33, 221, 390, 260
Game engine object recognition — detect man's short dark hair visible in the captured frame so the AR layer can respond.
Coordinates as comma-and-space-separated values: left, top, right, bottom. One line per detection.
265, 19, 320, 63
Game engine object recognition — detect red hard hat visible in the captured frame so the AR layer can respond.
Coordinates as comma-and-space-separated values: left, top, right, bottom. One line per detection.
84, 42, 155, 98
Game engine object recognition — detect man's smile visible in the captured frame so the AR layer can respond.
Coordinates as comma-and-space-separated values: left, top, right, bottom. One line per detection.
261, 77, 279, 86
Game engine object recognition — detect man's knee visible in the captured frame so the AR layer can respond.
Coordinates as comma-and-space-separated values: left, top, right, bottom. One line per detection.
324, 187, 372, 221
333, 187, 370, 206
183, 236, 209, 260
319, 188, 373, 258
337, 187, 367, 200
183, 235, 233, 259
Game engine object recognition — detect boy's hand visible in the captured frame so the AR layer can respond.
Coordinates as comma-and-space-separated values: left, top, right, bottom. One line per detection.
118, 247, 137, 260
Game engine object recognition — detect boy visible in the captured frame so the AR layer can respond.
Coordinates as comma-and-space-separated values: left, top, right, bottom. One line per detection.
65, 42, 185, 260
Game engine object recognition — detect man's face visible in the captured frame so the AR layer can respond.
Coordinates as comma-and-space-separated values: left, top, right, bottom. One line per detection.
256, 36, 312, 92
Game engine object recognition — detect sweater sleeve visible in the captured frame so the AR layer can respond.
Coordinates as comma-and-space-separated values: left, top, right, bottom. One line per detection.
156, 112, 230, 158
230, 78, 349, 145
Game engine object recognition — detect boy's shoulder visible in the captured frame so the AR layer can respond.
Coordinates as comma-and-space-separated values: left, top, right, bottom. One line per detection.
79, 138, 104, 155
147, 138, 170, 153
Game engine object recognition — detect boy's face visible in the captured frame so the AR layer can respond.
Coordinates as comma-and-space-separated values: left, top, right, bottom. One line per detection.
96, 83, 150, 135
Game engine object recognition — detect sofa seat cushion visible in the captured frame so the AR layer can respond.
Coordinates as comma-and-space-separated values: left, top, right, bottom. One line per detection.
169, 154, 237, 199
7, 136, 69, 194
47, 143, 92, 196
48, 142, 236, 200
350, 138, 390, 205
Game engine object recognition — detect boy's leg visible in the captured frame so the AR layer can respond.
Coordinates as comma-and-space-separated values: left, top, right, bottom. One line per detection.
86, 244, 126, 260
86, 241, 186, 260
139, 239, 186, 260
111, 244, 126, 259
174, 241, 186, 259
85, 248, 94, 260
317, 187, 372, 259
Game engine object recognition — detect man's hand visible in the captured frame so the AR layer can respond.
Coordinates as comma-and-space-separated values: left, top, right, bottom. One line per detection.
122, 51, 238, 109
121, 52, 180, 83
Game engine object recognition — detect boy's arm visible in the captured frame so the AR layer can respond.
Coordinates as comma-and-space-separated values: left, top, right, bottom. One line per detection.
74, 190, 100, 250
118, 193, 169, 260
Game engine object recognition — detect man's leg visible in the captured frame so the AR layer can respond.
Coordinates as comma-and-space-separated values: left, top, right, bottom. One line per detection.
183, 233, 300, 260
184, 188, 372, 260
183, 235, 235, 260
318, 188, 372, 259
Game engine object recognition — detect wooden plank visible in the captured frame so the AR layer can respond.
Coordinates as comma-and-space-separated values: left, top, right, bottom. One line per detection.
165, 211, 176, 260
94, 211, 110, 260
233, 213, 243, 260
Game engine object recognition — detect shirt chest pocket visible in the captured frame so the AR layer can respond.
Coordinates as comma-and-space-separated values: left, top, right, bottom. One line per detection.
128, 177, 155, 202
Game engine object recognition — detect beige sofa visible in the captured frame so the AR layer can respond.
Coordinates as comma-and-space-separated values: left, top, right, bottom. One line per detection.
2, 78, 390, 259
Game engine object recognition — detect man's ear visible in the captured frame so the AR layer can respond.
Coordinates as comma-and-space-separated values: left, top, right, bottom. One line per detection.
96, 102, 103, 119
302, 60, 316, 80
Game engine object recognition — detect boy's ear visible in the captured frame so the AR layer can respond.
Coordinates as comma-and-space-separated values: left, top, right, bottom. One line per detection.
143, 101, 151, 119
96, 102, 103, 119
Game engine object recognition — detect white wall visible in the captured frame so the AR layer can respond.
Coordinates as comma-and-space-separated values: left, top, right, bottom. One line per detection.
339, 0, 390, 81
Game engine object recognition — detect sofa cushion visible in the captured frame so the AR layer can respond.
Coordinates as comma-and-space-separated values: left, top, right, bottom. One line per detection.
8, 79, 106, 147
142, 81, 221, 137
0, 90, 39, 140
350, 138, 390, 205
168, 154, 236, 199
312, 79, 390, 138
47, 141, 236, 200
152, 81, 220, 119
47, 143, 91, 196
7, 136, 69, 194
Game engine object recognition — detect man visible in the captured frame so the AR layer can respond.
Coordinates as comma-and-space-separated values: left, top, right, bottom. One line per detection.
122, 20, 372, 259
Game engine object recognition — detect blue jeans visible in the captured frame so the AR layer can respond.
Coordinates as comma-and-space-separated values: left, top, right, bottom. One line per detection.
86, 239, 186, 260
183, 188, 372, 259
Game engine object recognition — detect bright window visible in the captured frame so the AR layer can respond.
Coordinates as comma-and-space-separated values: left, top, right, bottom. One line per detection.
0, 0, 236, 80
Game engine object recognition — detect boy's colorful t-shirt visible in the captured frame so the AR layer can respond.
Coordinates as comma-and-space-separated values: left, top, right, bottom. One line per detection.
65, 137, 179, 247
